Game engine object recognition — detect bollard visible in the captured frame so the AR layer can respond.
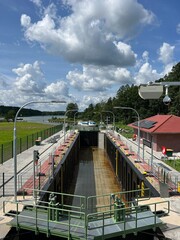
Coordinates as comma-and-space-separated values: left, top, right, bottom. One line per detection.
114, 196, 125, 222
48, 193, 60, 221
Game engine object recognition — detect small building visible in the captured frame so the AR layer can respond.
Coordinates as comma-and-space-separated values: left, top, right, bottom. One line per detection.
128, 114, 180, 152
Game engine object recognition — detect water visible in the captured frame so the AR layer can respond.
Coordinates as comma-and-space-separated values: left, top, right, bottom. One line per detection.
22, 115, 64, 124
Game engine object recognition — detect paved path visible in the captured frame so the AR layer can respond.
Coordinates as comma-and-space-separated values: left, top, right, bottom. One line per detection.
0, 130, 69, 203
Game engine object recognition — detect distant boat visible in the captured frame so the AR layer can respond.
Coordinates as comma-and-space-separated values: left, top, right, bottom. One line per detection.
17, 118, 23, 121
78, 120, 97, 126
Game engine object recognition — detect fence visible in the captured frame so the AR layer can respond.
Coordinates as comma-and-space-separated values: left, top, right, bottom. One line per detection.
152, 163, 180, 192
0, 124, 63, 164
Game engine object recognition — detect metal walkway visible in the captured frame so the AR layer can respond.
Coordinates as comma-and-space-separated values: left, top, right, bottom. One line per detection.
4, 189, 169, 239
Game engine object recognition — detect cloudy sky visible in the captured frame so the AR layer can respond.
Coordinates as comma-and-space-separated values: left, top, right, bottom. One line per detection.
0, 0, 180, 111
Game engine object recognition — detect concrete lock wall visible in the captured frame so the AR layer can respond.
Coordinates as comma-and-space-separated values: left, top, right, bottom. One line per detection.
104, 135, 160, 198
39, 131, 159, 204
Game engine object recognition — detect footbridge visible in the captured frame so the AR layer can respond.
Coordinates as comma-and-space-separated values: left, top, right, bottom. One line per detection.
4, 189, 169, 239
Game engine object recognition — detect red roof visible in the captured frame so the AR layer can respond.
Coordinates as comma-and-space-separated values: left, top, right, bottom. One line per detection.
129, 115, 180, 134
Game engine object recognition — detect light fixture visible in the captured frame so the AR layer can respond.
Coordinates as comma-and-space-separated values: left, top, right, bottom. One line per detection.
163, 85, 171, 105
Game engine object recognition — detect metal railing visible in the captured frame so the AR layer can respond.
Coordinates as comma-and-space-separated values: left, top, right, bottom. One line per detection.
3, 189, 170, 239
108, 131, 180, 194
0, 124, 63, 164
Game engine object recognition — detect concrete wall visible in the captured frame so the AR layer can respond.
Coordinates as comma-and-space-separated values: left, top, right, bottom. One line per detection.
98, 132, 105, 149
105, 135, 160, 198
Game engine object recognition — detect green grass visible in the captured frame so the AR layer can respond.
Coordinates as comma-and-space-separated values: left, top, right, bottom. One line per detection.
115, 122, 134, 138
0, 122, 52, 144
165, 159, 180, 172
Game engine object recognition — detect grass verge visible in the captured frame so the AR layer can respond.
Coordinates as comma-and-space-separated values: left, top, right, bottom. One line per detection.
164, 159, 180, 172
0, 122, 52, 144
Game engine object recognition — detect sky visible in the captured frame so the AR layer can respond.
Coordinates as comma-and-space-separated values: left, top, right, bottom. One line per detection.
0, 0, 180, 111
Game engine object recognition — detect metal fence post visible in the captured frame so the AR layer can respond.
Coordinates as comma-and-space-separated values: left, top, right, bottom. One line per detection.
19, 138, 21, 153
11, 141, 13, 158
3, 172, 5, 196
27, 135, 28, 149
0, 144, 3, 164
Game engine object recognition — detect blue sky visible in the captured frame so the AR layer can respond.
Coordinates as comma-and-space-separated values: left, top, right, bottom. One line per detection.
0, 0, 180, 111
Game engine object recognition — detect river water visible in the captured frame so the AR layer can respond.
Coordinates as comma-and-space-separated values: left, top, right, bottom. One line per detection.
22, 115, 64, 124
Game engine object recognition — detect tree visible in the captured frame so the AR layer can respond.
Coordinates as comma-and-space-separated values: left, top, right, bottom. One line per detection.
66, 103, 78, 118
5, 110, 16, 122
82, 103, 95, 120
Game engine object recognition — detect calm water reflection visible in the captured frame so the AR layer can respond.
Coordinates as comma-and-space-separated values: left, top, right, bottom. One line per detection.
22, 115, 64, 124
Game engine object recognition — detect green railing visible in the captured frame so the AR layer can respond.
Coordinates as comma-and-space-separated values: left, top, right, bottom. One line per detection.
3, 189, 170, 239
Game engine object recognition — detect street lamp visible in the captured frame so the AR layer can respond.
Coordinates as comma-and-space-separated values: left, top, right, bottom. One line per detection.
13, 100, 66, 201
74, 111, 79, 127
114, 106, 141, 162
102, 111, 115, 131
63, 109, 78, 142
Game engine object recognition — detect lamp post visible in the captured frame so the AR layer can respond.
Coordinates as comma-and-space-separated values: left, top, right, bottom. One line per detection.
74, 111, 79, 127
114, 106, 140, 162
102, 111, 115, 131
64, 109, 77, 142
13, 100, 66, 201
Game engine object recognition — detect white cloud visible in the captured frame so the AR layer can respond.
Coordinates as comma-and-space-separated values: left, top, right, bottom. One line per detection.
44, 81, 69, 98
43, 3, 57, 19
134, 62, 162, 85
158, 42, 175, 65
142, 51, 149, 62
78, 94, 110, 111
66, 65, 132, 91
4, 0, 178, 111
12, 61, 46, 94
0, 73, 11, 89
133, 42, 176, 85
21, 0, 155, 67
163, 63, 174, 76
0, 61, 68, 110
21, 14, 31, 28
158, 42, 175, 75
30, 0, 42, 8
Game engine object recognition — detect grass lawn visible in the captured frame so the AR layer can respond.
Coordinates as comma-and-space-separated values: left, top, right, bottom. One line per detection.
165, 159, 180, 172
0, 122, 52, 144
115, 122, 134, 138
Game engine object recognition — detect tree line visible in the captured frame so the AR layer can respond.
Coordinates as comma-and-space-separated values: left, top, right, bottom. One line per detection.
0, 106, 66, 122
81, 62, 180, 124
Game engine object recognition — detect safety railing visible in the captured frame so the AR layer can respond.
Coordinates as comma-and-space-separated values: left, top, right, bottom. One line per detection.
87, 200, 169, 239
3, 190, 170, 239
87, 188, 151, 214
3, 200, 86, 238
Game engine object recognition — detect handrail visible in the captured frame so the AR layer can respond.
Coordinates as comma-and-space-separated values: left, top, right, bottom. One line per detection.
87, 201, 169, 238
4, 200, 86, 237
3, 188, 170, 240
87, 188, 151, 212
